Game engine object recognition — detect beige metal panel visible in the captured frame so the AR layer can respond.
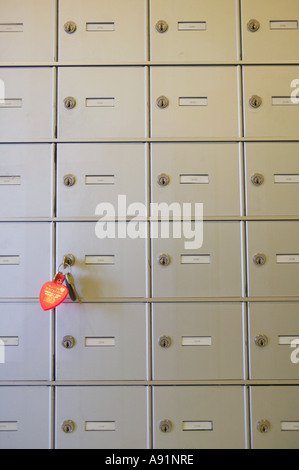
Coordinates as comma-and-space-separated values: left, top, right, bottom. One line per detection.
245, 143, 299, 216
59, 0, 146, 62
56, 303, 148, 380
58, 67, 147, 139
151, 67, 241, 138
242, 0, 299, 61
55, 386, 149, 449
0, 144, 53, 218
243, 66, 299, 138
151, 143, 242, 217
247, 221, 299, 297
0, 68, 54, 140
152, 303, 245, 380
0, 304, 51, 381
249, 302, 299, 380
150, 0, 239, 62
0, 387, 51, 449
153, 386, 247, 449
151, 222, 243, 298
0, 0, 55, 62
0, 223, 52, 299
56, 222, 147, 299
250, 386, 299, 449
57, 143, 147, 217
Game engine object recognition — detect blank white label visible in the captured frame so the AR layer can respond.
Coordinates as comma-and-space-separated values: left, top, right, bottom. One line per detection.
182, 336, 212, 346
86, 22, 115, 32
0, 256, 20, 265
85, 421, 116, 431
0, 176, 21, 185
85, 337, 115, 347
181, 255, 211, 264
0, 23, 23, 32
281, 422, 299, 431
180, 174, 209, 184
0, 337, 19, 346
178, 22, 207, 31
179, 97, 208, 106
0, 422, 18, 431
276, 254, 299, 264
183, 421, 213, 431
86, 98, 115, 107
85, 175, 115, 185
272, 97, 298, 106
0, 99, 22, 108
85, 255, 115, 265
270, 21, 298, 30
278, 336, 299, 345
274, 174, 299, 183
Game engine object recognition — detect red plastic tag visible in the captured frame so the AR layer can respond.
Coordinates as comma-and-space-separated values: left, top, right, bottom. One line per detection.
40, 273, 69, 311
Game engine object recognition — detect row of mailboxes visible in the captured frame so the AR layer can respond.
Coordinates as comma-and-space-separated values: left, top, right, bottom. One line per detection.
2, 142, 299, 218
1, 221, 299, 299
1, 385, 299, 449
2, 66, 299, 139
1, 302, 298, 381
2, 0, 299, 63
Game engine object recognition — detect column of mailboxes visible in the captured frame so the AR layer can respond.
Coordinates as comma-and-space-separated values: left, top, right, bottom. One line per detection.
1, 0, 299, 449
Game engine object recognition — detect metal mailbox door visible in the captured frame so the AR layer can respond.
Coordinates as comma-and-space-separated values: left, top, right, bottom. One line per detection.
57, 143, 147, 218
0, 222, 52, 299
153, 386, 247, 449
0, 68, 54, 141
0, 386, 51, 449
0, 303, 51, 381
0, 144, 53, 218
55, 386, 149, 449
56, 303, 148, 380
152, 302, 245, 380
245, 143, 299, 216
150, 0, 239, 62
150, 66, 241, 138
151, 143, 242, 217
247, 221, 299, 297
243, 66, 299, 138
249, 302, 299, 380
56, 222, 147, 299
58, 67, 147, 139
242, 0, 299, 61
151, 222, 243, 298
0, 0, 55, 62
59, 0, 146, 62
250, 386, 299, 449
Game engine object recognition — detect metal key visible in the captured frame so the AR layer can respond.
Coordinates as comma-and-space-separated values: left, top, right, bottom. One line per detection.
65, 272, 82, 303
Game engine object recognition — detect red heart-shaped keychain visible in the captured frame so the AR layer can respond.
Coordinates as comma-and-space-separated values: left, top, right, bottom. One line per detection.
40, 272, 69, 311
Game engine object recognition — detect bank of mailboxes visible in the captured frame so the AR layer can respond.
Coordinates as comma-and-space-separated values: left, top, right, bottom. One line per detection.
241, 0, 299, 61
0, 223, 52, 299
153, 386, 247, 449
247, 221, 299, 297
0, 0, 55, 62
0, 68, 54, 141
249, 303, 299, 380
250, 386, 299, 449
243, 66, 299, 138
55, 386, 149, 449
0, 386, 51, 450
